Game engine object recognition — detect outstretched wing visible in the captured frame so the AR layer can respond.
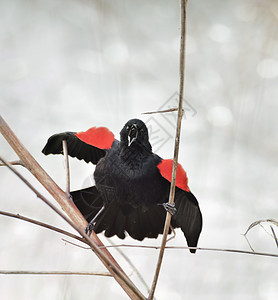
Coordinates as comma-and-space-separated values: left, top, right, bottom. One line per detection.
42, 126, 115, 164
157, 158, 202, 253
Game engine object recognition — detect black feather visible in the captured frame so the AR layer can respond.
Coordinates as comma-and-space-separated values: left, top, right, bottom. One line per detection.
70, 186, 103, 222
42, 132, 106, 164
171, 189, 202, 253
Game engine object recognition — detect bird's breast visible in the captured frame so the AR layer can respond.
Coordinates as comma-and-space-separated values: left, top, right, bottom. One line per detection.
94, 152, 168, 207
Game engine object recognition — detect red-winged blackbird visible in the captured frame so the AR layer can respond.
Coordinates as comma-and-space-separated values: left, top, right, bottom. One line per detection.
42, 119, 202, 253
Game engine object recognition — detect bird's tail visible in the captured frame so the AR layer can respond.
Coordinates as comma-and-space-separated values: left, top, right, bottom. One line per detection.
71, 186, 169, 241
70, 186, 126, 238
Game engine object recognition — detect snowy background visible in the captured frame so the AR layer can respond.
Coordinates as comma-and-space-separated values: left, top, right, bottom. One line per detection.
0, 0, 278, 299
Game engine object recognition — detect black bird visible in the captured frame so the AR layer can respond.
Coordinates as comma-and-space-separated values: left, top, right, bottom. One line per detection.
42, 119, 202, 253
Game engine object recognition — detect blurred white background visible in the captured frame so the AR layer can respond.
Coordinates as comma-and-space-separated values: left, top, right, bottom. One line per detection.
0, 0, 278, 299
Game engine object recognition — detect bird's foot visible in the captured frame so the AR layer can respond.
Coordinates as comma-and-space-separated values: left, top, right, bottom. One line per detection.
85, 222, 95, 236
160, 202, 177, 215
85, 206, 105, 236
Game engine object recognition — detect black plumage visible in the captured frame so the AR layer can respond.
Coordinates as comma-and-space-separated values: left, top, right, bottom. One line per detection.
42, 119, 202, 253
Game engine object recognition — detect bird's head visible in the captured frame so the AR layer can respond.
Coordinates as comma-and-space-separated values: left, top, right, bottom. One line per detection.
120, 119, 151, 150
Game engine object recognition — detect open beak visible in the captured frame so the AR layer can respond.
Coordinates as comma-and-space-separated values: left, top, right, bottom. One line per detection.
128, 124, 138, 146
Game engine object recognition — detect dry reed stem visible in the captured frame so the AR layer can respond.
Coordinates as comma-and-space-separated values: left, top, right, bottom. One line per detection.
148, 1, 187, 299
0, 270, 111, 276
62, 140, 71, 199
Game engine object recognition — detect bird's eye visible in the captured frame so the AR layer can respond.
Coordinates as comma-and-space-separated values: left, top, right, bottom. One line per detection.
126, 126, 130, 131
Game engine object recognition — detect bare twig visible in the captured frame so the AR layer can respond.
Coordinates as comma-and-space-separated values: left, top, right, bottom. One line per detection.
243, 218, 278, 252
0, 210, 84, 243
62, 140, 71, 198
0, 270, 111, 276
0, 160, 25, 167
243, 234, 255, 252
62, 238, 91, 249
148, 1, 188, 299
270, 226, 278, 249
244, 218, 278, 235
97, 244, 278, 258
61, 240, 278, 259
0, 156, 145, 300
166, 225, 176, 243
142, 108, 180, 115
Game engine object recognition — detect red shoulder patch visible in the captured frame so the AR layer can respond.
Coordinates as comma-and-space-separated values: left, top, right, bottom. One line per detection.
157, 159, 190, 192
75, 127, 115, 150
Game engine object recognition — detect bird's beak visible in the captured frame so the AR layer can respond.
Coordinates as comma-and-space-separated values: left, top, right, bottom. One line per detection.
128, 124, 138, 146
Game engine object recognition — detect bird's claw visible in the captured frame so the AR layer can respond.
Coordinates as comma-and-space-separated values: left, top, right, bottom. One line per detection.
161, 202, 177, 215
85, 222, 95, 236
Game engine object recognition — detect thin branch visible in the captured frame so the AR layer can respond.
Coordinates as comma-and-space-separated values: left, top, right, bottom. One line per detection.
148, 1, 187, 299
0, 270, 111, 276
0, 210, 84, 243
0, 160, 25, 167
243, 218, 278, 252
62, 140, 71, 198
97, 244, 278, 258
243, 218, 278, 235
242, 234, 255, 252
142, 108, 180, 115
0, 115, 145, 300
270, 226, 278, 249
166, 225, 176, 243
61, 239, 278, 259
62, 238, 91, 249
9, 210, 275, 284
0, 156, 145, 300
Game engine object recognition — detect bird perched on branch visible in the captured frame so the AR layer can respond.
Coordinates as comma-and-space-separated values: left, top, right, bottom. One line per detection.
42, 119, 202, 253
